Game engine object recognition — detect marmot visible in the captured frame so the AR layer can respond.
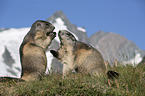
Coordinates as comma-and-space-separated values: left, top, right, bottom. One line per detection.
50, 30, 119, 79
19, 20, 56, 81
50, 30, 106, 77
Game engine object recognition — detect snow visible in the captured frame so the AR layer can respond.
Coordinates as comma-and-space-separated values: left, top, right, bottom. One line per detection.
0, 28, 30, 78
52, 17, 78, 42
45, 51, 54, 74
77, 27, 86, 32
123, 53, 143, 66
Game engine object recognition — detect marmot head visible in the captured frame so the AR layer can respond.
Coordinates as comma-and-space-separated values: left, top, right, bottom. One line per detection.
24, 20, 56, 49
51, 30, 76, 60
31, 20, 56, 39
58, 30, 76, 47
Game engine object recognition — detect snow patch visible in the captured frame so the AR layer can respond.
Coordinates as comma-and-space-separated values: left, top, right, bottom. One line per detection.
52, 18, 78, 42
45, 51, 54, 74
0, 28, 30, 78
123, 53, 143, 66
77, 27, 86, 32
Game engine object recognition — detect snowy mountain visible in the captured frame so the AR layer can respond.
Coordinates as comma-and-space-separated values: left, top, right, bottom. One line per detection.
0, 11, 145, 78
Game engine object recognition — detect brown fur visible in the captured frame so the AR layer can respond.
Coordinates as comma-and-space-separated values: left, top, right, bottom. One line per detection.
50, 30, 105, 77
19, 20, 56, 81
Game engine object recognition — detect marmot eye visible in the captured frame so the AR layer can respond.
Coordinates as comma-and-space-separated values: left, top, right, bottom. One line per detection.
45, 23, 50, 26
46, 32, 50, 36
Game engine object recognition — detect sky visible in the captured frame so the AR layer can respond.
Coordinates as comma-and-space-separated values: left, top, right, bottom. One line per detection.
0, 0, 145, 50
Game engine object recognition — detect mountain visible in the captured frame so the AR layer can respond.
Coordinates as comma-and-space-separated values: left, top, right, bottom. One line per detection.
47, 11, 89, 44
89, 31, 145, 65
0, 11, 145, 78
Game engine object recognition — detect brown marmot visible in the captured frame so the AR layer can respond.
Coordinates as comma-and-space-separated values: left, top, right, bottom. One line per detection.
50, 30, 119, 79
19, 20, 56, 81
50, 30, 106, 77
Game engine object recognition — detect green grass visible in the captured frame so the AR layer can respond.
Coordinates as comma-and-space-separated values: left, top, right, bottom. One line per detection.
0, 64, 145, 96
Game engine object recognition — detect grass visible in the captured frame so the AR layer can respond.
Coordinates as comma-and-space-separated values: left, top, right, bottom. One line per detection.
0, 64, 145, 96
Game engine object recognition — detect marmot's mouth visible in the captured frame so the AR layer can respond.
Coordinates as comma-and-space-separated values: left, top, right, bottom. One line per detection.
46, 32, 56, 39
50, 32, 56, 39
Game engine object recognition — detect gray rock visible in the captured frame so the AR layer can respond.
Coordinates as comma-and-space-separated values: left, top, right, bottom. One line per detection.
89, 31, 145, 64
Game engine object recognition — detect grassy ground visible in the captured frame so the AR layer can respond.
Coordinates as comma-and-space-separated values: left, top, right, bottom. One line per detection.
0, 64, 145, 96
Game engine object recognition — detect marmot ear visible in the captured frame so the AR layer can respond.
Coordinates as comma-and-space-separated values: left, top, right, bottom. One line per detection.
50, 50, 59, 58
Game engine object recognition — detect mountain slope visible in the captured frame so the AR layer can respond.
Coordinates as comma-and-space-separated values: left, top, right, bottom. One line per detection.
89, 31, 145, 65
